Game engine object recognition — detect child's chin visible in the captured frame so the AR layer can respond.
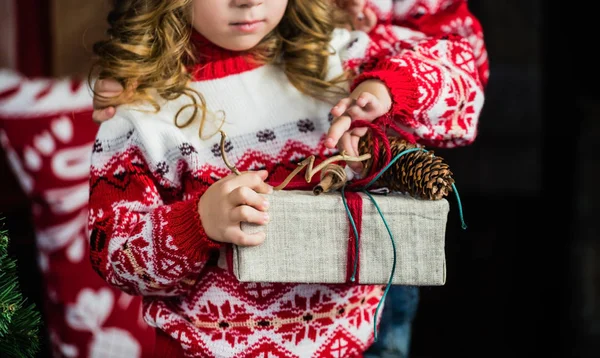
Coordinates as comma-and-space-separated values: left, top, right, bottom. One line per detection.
218, 37, 263, 52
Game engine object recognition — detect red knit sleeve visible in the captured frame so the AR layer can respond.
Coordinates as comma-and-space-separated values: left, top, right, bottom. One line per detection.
390, 0, 489, 87
344, 0, 488, 148
88, 123, 220, 297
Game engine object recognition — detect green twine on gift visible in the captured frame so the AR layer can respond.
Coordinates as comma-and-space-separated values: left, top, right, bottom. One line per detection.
450, 182, 467, 230
364, 147, 467, 230
364, 190, 397, 343
341, 184, 397, 342
341, 146, 468, 342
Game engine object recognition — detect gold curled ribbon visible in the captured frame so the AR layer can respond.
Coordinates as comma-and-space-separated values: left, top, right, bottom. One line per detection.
218, 130, 371, 192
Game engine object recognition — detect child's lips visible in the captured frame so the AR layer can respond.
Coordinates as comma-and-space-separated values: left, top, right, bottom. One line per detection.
230, 20, 265, 33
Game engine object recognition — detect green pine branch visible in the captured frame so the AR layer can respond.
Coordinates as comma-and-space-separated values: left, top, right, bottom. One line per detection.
0, 222, 41, 358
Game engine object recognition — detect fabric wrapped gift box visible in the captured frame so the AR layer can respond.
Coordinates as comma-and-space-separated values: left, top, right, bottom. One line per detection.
229, 189, 449, 285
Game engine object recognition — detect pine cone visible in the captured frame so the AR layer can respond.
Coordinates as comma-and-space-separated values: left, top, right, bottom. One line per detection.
357, 134, 455, 200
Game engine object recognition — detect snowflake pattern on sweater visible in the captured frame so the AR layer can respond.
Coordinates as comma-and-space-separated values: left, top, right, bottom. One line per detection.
88, 1, 487, 356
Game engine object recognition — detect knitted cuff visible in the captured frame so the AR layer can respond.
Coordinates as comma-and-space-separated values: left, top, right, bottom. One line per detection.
165, 194, 222, 262
352, 64, 420, 127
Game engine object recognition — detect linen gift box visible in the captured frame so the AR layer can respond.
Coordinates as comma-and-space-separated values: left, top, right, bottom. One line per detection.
228, 189, 449, 286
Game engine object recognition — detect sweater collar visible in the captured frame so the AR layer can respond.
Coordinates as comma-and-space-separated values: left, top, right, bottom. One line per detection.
188, 30, 262, 81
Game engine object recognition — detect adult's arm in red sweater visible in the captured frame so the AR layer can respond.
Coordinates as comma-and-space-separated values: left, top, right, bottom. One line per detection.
367, 0, 488, 85
345, 0, 488, 147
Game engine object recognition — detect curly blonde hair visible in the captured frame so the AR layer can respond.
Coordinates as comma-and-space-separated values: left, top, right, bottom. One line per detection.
90, 0, 350, 134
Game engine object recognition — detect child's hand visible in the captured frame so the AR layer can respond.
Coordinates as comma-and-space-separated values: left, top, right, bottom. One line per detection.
199, 170, 273, 247
335, 0, 378, 33
92, 79, 135, 123
325, 79, 392, 173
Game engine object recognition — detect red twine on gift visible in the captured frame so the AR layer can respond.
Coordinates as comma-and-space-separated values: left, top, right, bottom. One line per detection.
343, 191, 363, 283
340, 116, 415, 283
346, 116, 416, 190
340, 117, 417, 343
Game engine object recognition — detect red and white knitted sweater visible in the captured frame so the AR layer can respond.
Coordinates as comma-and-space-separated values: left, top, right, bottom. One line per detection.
88, 2, 487, 357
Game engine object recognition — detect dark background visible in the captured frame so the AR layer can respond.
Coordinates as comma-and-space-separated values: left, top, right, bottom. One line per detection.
1, 1, 599, 357
410, 1, 600, 357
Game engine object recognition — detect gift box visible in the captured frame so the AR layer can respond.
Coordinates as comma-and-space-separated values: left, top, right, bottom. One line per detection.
230, 189, 449, 286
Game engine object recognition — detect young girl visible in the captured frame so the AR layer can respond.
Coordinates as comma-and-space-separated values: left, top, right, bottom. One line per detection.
88, 0, 487, 356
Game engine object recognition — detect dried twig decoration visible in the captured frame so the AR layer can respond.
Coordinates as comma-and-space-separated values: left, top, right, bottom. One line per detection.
271, 153, 371, 192
217, 130, 370, 191
219, 130, 241, 176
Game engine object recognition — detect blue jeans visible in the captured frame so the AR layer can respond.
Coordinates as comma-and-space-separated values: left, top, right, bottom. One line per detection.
364, 286, 419, 358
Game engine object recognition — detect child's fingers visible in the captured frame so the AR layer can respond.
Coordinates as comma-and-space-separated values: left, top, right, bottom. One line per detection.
363, 6, 378, 29
228, 186, 270, 211
92, 107, 116, 124
351, 132, 362, 153
224, 227, 266, 247
339, 133, 364, 173
355, 92, 376, 108
352, 6, 377, 32
94, 78, 124, 93
230, 205, 270, 226
331, 97, 354, 117
345, 104, 365, 119
93, 92, 121, 108
351, 126, 369, 138
353, 93, 389, 121
92, 79, 124, 108
232, 170, 269, 186
339, 132, 357, 156
229, 170, 272, 194
342, 131, 366, 157
326, 115, 352, 148
92, 79, 137, 110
